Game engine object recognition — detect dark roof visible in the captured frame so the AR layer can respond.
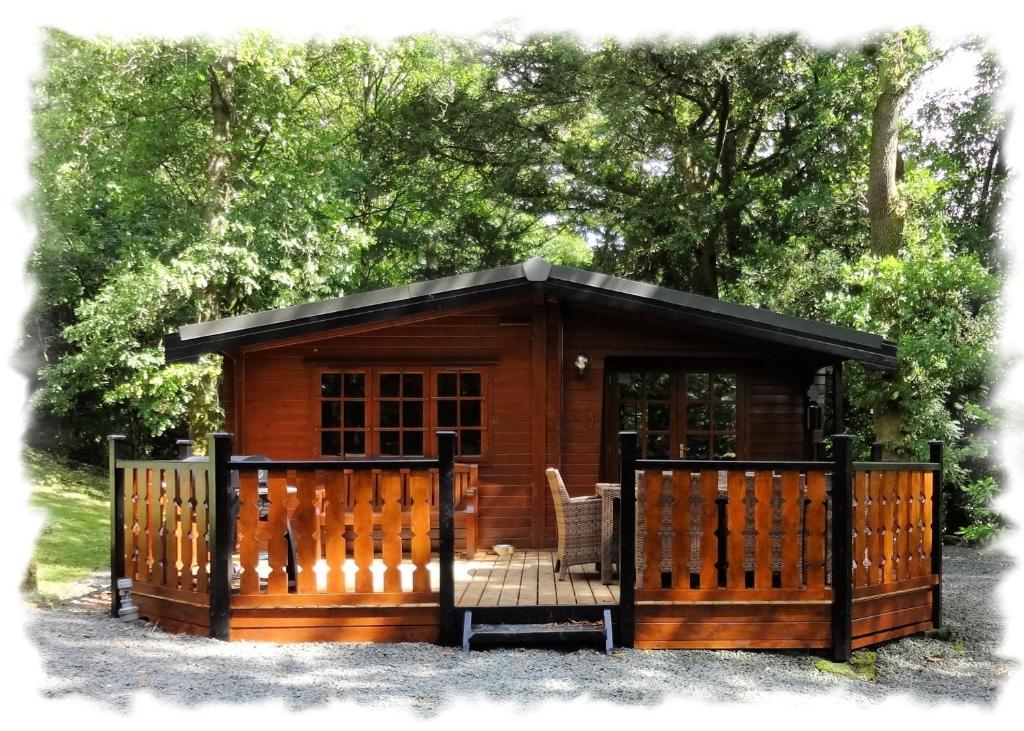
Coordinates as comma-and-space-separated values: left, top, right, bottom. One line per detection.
164, 256, 897, 368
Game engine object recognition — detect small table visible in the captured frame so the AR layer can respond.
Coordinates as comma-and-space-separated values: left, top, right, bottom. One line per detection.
596, 483, 620, 584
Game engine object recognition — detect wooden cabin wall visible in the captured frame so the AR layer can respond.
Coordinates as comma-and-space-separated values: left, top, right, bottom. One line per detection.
224, 295, 823, 550
228, 301, 538, 549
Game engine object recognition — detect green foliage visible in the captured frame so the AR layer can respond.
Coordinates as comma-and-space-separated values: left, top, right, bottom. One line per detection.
956, 476, 1002, 543
24, 448, 109, 601
814, 650, 878, 681
25, 29, 1005, 539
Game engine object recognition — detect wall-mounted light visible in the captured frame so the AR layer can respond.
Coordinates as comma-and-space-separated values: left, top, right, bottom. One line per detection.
573, 353, 590, 378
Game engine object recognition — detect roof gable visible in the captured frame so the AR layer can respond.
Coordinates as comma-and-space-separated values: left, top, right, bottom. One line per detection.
164, 257, 897, 368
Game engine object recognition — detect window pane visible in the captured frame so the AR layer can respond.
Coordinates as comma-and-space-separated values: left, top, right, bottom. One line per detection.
438, 400, 458, 427
343, 402, 365, 429
344, 431, 365, 456
379, 401, 400, 428
617, 372, 641, 399
321, 431, 341, 456
321, 373, 341, 398
713, 403, 737, 430
460, 430, 482, 456
619, 403, 639, 431
686, 404, 710, 430
321, 401, 341, 429
646, 433, 669, 459
686, 373, 709, 400
459, 373, 482, 397
686, 435, 710, 459
402, 373, 423, 398
379, 431, 400, 456
460, 400, 482, 427
343, 373, 365, 398
379, 373, 400, 398
403, 431, 424, 456
403, 401, 423, 427
437, 373, 457, 397
713, 374, 737, 401
713, 435, 737, 460
647, 403, 670, 430
645, 372, 670, 400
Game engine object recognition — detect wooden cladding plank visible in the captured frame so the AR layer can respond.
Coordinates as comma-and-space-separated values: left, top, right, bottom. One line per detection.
293, 470, 320, 594
851, 620, 933, 650
895, 470, 911, 582
177, 468, 194, 593
351, 470, 375, 594
265, 469, 289, 595
753, 470, 773, 590
880, 470, 896, 584
853, 470, 868, 588
636, 601, 830, 623
229, 626, 440, 644
726, 471, 746, 590
237, 470, 261, 595
634, 620, 831, 642
410, 473, 432, 592
851, 574, 939, 600
147, 467, 162, 585
123, 467, 139, 583
634, 638, 831, 650
805, 471, 827, 590
194, 468, 210, 593
322, 471, 347, 593
853, 587, 932, 619
230, 591, 439, 608
699, 470, 719, 589
637, 587, 833, 602
779, 471, 801, 590
380, 471, 403, 593
670, 472, 691, 590
642, 470, 663, 591
866, 469, 883, 586
852, 604, 933, 637
908, 471, 924, 578
922, 472, 934, 580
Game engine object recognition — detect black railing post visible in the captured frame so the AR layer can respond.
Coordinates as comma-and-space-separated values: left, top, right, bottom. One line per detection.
207, 432, 233, 641
176, 439, 193, 459
830, 433, 854, 662
871, 442, 884, 462
618, 431, 638, 649
108, 434, 129, 618
437, 431, 457, 646
929, 440, 944, 628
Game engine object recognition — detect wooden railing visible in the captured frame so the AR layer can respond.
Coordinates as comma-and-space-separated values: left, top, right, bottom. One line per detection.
111, 432, 459, 641
616, 432, 943, 657
631, 462, 834, 601
231, 462, 441, 605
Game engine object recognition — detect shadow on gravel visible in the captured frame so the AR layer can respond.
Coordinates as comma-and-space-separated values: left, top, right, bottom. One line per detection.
27, 546, 1016, 715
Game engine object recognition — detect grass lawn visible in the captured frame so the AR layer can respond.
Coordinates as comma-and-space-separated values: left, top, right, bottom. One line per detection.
24, 448, 109, 602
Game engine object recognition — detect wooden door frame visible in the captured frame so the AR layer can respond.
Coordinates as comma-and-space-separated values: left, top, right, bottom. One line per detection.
600, 358, 751, 481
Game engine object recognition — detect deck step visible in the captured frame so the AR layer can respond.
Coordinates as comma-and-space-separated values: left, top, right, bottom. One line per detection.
462, 609, 613, 652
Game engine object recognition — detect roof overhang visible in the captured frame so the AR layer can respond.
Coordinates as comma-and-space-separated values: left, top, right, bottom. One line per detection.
164, 257, 897, 369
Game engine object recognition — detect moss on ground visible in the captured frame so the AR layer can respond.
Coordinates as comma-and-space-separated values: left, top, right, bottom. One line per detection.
814, 650, 878, 681
24, 448, 109, 601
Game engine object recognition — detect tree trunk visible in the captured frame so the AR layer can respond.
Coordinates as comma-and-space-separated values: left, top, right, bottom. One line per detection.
867, 54, 909, 257
203, 56, 236, 234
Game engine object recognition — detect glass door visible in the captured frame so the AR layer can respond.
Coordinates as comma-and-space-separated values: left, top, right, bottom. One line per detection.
605, 364, 743, 479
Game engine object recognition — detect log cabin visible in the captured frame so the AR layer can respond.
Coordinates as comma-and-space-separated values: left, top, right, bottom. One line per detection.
110, 257, 942, 654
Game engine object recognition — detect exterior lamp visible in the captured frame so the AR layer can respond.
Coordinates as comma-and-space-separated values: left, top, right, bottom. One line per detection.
573, 353, 589, 378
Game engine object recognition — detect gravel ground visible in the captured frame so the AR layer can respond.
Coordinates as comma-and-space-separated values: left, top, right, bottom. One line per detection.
25, 545, 1018, 714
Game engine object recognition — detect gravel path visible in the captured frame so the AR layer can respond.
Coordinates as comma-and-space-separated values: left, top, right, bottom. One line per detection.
25, 545, 1017, 714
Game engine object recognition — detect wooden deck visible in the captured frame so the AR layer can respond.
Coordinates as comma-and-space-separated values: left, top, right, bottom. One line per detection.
455, 550, 618, 607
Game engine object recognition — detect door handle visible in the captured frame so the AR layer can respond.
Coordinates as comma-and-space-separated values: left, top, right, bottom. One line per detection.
678, 444, 686, 458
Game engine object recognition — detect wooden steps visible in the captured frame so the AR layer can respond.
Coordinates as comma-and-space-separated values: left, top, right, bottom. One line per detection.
461, 608, 613, 653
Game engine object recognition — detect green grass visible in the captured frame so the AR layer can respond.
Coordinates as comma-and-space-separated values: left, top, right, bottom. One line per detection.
24, 448, 109, 602
814, 650, 878, 681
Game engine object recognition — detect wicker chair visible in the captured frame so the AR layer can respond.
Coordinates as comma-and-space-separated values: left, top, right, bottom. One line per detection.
546, 468, 603, 580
